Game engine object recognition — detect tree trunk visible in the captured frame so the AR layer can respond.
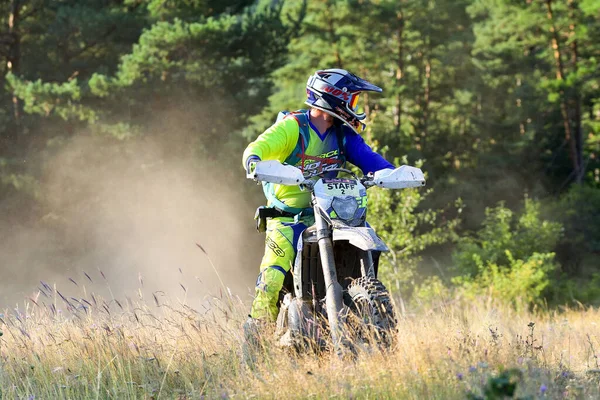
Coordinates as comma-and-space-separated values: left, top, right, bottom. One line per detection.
325, 2, 343, 69
421, 57, 431, 150
568, 0, 584, 183
394, 8, 404, 133
359, 68, 372, 142
8, 0, 20, 127
546, 0, 565, 81
363, 91, 372, 142
414, 52, 422, 150
545, 0, 581, 183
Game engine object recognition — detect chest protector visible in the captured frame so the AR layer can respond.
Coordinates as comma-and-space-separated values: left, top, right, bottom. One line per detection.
277, 110, 347, 176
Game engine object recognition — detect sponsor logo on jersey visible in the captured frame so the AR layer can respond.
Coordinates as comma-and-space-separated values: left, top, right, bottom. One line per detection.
295, 149, 343, 177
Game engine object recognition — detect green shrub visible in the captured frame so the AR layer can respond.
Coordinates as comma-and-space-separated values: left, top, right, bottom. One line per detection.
368, 158, 462, 298
451, 199, 562, 307
411, 275, 453, 306
453, 199, 562, 276
551, 273, 600, 306
552, 185, 600, 271
454, 251, 557, 309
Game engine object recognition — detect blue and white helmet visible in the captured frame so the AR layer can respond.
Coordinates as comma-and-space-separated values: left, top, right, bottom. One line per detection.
306, 69, 382, 134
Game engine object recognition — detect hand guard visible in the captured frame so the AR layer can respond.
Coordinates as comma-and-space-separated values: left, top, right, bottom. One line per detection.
245, 155, 261, 180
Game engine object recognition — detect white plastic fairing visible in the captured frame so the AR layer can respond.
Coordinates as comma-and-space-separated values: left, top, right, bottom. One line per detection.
252, 160, 305, 186
373, 166, 426, 189
332, 226, 389, 251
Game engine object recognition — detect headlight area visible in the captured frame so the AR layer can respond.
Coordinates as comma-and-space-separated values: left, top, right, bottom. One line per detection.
331, 196, 358, 221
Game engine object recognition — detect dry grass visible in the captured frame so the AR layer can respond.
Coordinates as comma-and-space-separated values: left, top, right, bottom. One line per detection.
1, 282, 600, 399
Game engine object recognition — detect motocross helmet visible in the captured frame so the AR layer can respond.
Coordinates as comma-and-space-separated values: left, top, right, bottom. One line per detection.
306, 69, 382, 134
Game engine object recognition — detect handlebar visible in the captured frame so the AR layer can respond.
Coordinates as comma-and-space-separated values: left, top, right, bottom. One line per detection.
298, 167, 377, 189
250, 160, 425, 190
308, 167, 370, 181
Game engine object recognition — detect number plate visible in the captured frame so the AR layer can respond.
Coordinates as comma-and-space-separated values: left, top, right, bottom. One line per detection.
321, 178, 361, 196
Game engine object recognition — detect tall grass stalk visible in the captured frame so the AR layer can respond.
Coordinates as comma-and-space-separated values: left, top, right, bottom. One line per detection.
1, 284, 599, 399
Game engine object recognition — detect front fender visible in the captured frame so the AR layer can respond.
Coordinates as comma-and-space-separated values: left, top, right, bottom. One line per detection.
332, 226, 389, 252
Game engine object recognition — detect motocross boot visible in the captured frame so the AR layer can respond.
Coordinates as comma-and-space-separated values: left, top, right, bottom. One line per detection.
243, 316, 263, 347
242, 316, 268, 367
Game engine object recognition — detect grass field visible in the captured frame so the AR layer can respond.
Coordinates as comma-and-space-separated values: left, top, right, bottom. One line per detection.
1, 282, 600, 399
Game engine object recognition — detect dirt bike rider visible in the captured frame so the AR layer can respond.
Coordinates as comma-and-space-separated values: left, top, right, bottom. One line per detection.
243, 69, 394, 328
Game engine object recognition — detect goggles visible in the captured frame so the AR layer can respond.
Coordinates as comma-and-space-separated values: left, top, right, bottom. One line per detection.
349, 93, 360, 111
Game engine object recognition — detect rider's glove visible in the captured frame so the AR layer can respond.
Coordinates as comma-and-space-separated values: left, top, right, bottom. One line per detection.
245, 155, 261, 179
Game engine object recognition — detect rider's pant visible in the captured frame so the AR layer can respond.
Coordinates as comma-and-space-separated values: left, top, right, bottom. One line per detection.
250, 216, 309, 320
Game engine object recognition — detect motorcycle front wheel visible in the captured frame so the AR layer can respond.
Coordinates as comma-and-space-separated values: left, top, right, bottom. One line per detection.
344, 276, 397, 348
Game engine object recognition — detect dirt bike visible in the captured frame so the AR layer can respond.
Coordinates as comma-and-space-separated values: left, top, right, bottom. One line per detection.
248, 161, 425, 354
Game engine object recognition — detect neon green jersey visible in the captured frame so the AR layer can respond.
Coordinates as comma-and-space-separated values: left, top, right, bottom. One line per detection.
243, 114, 345, 211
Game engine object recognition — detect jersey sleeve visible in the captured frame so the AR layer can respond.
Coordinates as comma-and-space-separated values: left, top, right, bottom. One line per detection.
242, 117, 300, 167
344, 130, 394, 174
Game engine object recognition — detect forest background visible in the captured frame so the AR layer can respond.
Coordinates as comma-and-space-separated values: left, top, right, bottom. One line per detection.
0, 0, 599, 309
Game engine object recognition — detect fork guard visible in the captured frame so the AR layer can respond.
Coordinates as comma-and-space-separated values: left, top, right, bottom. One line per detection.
332, 226, 389, 252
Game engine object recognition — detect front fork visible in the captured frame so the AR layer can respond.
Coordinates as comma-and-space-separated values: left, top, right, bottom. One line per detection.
360, 251, 376, 278
314, 208, 345, 354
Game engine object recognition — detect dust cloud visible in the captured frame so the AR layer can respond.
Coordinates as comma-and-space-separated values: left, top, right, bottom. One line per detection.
0, 119, 265, 309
